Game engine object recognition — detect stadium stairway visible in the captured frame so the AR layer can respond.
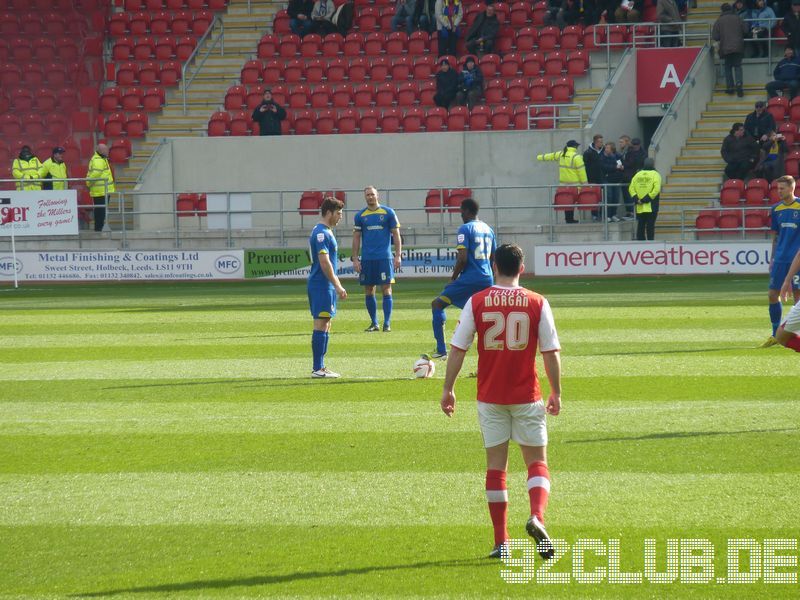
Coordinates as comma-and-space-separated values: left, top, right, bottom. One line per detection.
658, 0, 774, 238
113, 0, 279, 197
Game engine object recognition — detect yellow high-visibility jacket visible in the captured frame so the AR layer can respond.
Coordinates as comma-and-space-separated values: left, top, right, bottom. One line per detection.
11, 157, 43, 191
628, 169, 662, 214
86, 152, 115, 197
38, 159, 69, 191
536, 147, 588, 185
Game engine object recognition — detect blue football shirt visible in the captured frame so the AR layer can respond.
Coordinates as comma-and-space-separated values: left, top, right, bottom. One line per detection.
771, 198, 800, 263
353, 205, 399, 260
456, 219, 496, 282
308, 223, 337, 288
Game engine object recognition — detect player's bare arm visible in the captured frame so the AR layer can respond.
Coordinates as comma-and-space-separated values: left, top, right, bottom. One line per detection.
391, 227, 402, 270
780, 250, 800, 302
440, 346, 467, 417
351, 230, 362, 274
450, 248, 468, 281
541, 350, 561, 416
319, 253, 347, 299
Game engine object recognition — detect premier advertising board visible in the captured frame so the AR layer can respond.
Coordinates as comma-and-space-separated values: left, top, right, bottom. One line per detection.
0, 250, 244, 281
534, 242, 773, 276
0, 191, 79, 237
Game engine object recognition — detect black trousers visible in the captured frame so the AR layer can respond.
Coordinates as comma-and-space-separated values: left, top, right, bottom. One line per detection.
636, 212, 656, 240
92, 195, 106, 232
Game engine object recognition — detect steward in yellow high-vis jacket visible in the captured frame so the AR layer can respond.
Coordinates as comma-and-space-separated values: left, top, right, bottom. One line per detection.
628, 157, 661, 241
11, 146, 43, 191
38, 147, 69, 191
537, 139, 588, 223
86, 143, 115, 232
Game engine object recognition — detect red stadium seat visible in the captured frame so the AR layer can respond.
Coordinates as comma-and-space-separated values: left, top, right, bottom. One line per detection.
469, 105, 491, 131
353, 83, 374, 107
402, 106, 425, 132
386, 31, 407, 55
425, 106, 447, 131
343, 32, 363, 56
280, 33, 301, 58
509, 1, 531, 27
289, 84, 310, 108
316, 109, 336, 134
369, 56, 391, 80
418, 79, 436, 105
242, 60, 263, 84
207, 110, 230, 136
284, 58, 305, 83
447, 106, 468, 131
500, 52, 521, 77
413, 54, 437, 79
484, 78, 506, 103
155, 36, 177, 60
176, 36, 197, 61
359, 107, 380, 133
193, 10, 214, 35
396, 81, 417, 106
109, 139, 132, 164
566, 51, 589, 75
380, 107, 402, 133
293, 109, 315, 135
375, 82, 396, 107
424, 189, 447, 213
229, 110, 252, 136
364, 32, 384, 56
767, 96, 788, 122
139, 61, 160, 85
348, 56, 369, 82
408, 30, 429, 54
322, 33, 343, 56
506, 78, 528, 103
113, 37, 134, 61
326, 57, 348, 82
544, 51, 566, 76
560, 25, 583, 50
331, 84, 352, 108
538, 26, 560, 50
134, 36, 156, 60
143, 86, 166, 111
515, 26, 537, 52
121, 86, 144, 111
258, 33, 278, 58
262, 60, 283, 84
550, 77, 573, 102
126, 112, 149, 137
490, 104, 513, 130
337, 108, 359, 134
310, 83, 332, 108
391, 55, 413, 80
171, 10, 193, 34
103, 112, 127, 137
116, 62, 140, 86
305, 58, 326, 83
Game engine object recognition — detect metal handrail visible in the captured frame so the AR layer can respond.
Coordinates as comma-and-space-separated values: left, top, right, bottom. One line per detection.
527, 103, 584, 129
135, 138, 169, 186
679, 203, 773, 240
181, 14, 225, 115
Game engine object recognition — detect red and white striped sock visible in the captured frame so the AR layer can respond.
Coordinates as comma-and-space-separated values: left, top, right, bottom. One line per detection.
786, 334, 800, 352
485, 469, 508, 546
527, 461, 550, 521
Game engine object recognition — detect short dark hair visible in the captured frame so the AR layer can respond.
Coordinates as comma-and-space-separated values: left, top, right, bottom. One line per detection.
320, 196, 344, 216
495, 243, 524, 277
460, 197, 479, 215
593, 133, 603, 142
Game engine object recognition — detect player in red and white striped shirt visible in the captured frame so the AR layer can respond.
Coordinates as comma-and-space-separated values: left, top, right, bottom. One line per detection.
440, 243, 562, 560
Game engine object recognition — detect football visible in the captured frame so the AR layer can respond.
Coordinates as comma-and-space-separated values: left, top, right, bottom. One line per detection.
413, 357, 436, 378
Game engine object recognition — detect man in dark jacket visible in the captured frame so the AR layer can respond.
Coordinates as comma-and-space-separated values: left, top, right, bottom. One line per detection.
621, 137, 647, 219
455, 56, 484, 109
712, 3, 748, 96
721, 122, 760, 179
433, 58, 459, 108
583, 134, 605, 184
414, 0, 436, 32
465, 4, 500, 56
744, 100, 777, 142
783, 0, 800, 55
251, 89, 287, 136
766, 46, 800, 98
288, 0, 314, 37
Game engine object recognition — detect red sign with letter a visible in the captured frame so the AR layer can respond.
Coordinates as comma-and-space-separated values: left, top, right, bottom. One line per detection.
636, 48, 701, 104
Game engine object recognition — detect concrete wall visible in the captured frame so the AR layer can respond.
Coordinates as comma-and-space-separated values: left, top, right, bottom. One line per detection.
586, 50, 643, 146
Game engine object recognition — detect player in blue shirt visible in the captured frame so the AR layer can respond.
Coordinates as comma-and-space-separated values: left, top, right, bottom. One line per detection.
352, 186, 402, 332
427, 197, 496, 359
308, 196, 347, 378
760, 175, 800, 347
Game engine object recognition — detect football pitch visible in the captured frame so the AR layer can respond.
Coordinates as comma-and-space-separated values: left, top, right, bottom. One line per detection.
1, 275, 798, 599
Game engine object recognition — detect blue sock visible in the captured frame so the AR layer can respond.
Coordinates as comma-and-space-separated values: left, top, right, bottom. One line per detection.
769, 302, 782, 336
432, 308, 446, 354
382, 295, 393, 327
365, 295, 378, 326
323, 331, 329, 357
312, 330, 325, 371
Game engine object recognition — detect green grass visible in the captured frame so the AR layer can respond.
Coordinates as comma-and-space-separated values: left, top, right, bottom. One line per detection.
0, 276, 798, 598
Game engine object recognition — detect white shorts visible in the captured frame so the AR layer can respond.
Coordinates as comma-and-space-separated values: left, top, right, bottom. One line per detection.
477, 400, 548, 449
783, 300, 800, 335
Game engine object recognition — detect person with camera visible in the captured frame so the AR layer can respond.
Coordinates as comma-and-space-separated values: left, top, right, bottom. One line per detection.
756, 130, 789, 182
251, 89, 287, 136
454, 56, 483, 110
629, 157, 661, 241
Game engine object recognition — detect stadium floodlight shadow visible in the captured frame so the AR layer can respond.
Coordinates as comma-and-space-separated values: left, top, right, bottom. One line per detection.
74, 557, 489, 597
565, 427, 798, 445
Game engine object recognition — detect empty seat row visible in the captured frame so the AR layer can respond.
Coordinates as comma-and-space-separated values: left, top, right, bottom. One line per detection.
124, 0, 227, 9
114, 61, 183, 86
112, 35, 198, 61
0, 36, 87, 62
0, 0, 101, 9
553, 186, 603, 212
98, 112, 150, 138
719, 178, 777, 205
1, 87, 81, 113
0, 112, 72, 139
766, 97, 800, 125
209, 105, 558, 136
424, 188, 474, 214
99, 86, 166, 112
176, 192, 209, 218
0, 62, 94, 88
241, 54, 584, 85
0, 11, 89, 36
695, 209, 771, 237
298, 190, 348, 215
109, 10, 215, 36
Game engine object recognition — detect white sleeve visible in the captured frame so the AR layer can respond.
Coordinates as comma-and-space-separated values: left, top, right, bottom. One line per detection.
538, 298, 560, 352
450, 297, 476, 351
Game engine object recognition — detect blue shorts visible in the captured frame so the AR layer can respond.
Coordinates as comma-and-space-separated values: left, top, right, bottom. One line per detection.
308, 286, 337, 318
769, 261, 800, 290
437, 277, 492, 309
359, 258, 395, 286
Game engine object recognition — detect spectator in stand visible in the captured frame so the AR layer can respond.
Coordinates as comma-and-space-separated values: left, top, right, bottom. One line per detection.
465, 4, 500, 57
755, 130, 789, 181
629, 157, 661, 241
583, 134, 605, 222
713, 3, 748, 96
455, 56, 484, 109
288, 0, 314, 37
86, 143, 114, 233
391, 0, 417, 36
744, 100, 777, 142
658, 0, 684, 47
414, 0, 437, 32
433, 58, 458, 108
748, 0, 776, 57
436, 0, 463, 57
784, 0, 800, 55
614, 0, 644, 24
310, 0, 337, 35
546, 0, 583, 30
601, 142, 625, 222
434, 58, 459, 108
38, 147, 68, 191
622, 137, 646, 220
251, 89, 287, 136
536, 140, 587, 224
11, 145, 42, 191
721, 122, 760, 180
766, 46, 800, 97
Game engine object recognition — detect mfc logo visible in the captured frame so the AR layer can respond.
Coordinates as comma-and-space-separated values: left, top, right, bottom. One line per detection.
215, 255, 240, 274
0, 257, 22, 275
